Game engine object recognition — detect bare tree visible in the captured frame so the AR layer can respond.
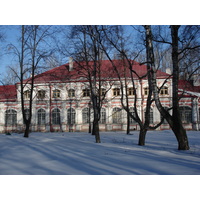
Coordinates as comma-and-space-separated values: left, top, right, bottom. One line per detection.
144, 25, 200, 150
9, 25, 55, 138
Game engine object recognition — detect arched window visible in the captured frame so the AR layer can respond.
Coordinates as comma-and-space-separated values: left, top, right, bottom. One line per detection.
100, 108, 106, 124
5, 109, 17, 125
129, 107, 137, 124
53, 89, 61, 98
52, 108, 61, 125
82, 108, 89, 123
38, 109, 46, 125
180, 106, 192, 123
67, 108, 76, 125
113, 107, 122, 123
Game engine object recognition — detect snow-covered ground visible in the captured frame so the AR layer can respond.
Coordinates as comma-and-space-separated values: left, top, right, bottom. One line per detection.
0, 130, 199, 175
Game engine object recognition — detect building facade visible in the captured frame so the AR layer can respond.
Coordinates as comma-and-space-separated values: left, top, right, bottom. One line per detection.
0, 60, 199, 133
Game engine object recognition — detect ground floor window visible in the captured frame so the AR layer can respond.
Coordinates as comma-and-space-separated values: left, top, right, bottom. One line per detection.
52, 108, 61, 125
82, 108, 89, 123
180, 106, 192, 123
38, 108, 46, 125
67, 108, 76, 125
113, 107, 122, 123
5, 109, 17, 125
100, 108, 106, 124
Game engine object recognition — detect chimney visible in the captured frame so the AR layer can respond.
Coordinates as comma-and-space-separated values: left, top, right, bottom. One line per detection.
166, 68, 171, 75
69, 57, 73, 71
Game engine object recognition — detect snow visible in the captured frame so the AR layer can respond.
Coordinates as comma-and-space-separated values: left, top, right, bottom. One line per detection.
0, 130, 199, 200
0, 130, 200, 175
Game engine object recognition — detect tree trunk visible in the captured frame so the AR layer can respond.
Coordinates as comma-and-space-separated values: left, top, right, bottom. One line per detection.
127, 112, 130, 134
24, 121, 30, 138
92, 120, 101, 143
138, 128, 147, 146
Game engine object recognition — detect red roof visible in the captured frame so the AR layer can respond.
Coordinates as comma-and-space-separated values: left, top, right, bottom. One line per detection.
178, 80, 200, 93
0, 85, 17, 102
25, 59, 170, 84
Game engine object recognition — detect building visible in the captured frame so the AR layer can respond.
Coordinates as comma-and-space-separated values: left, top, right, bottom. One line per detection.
0, 60, 199, 133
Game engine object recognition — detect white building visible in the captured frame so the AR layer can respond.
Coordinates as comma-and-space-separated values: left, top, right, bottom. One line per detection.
0, 60, 199, 133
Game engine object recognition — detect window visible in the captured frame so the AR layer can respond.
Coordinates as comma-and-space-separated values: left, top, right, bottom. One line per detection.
24, 90, 30, 100
68, 89, 75, 97
37, 90, 46, 99
82, 108, 89, 123
113, 88, 120, 96
67, 108, 76, 125
100, 108, 106, 124
53, 89, 61, 98
144, 87, 149, 96
128, 88, 135, 96
129, 107, 137, 124
5, 109, 17, 125
52, 108, 61, 125
38, 109, 46, 125
180, 107, 192, 123
112, 107, 122, 123
100, 88, 106, 96
160, 86, 168, 96
82, 89, 90, 97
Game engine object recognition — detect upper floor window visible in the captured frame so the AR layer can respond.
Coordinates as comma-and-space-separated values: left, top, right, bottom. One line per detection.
53, 89, 61, 98
128, 88, 135, 96
100, 88, 106, 96
144, 87, 149, 96
113, 88, 120, 96
68, 89, 75, 98
37, 90, 46, 99
160, 86, 168, 96
82, 89, 90, 97
5, 109, 17, 126
24, 90, 30, 100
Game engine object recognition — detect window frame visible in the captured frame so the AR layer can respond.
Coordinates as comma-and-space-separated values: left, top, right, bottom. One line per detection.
5, 109, 17, 126
52, 108, 61, 125
53, 89, 61, 98
67, 108, 76, 125
37, 90, 46, 99
82, 89, 90, 97
112, 107, 122, 124
38, 108, 46, 125
68, 89, 75, 98
113, 88, 120, 96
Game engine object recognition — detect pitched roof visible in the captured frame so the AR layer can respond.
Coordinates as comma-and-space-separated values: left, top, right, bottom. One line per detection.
26, 59, 170, 84
0, 85, 17, 102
